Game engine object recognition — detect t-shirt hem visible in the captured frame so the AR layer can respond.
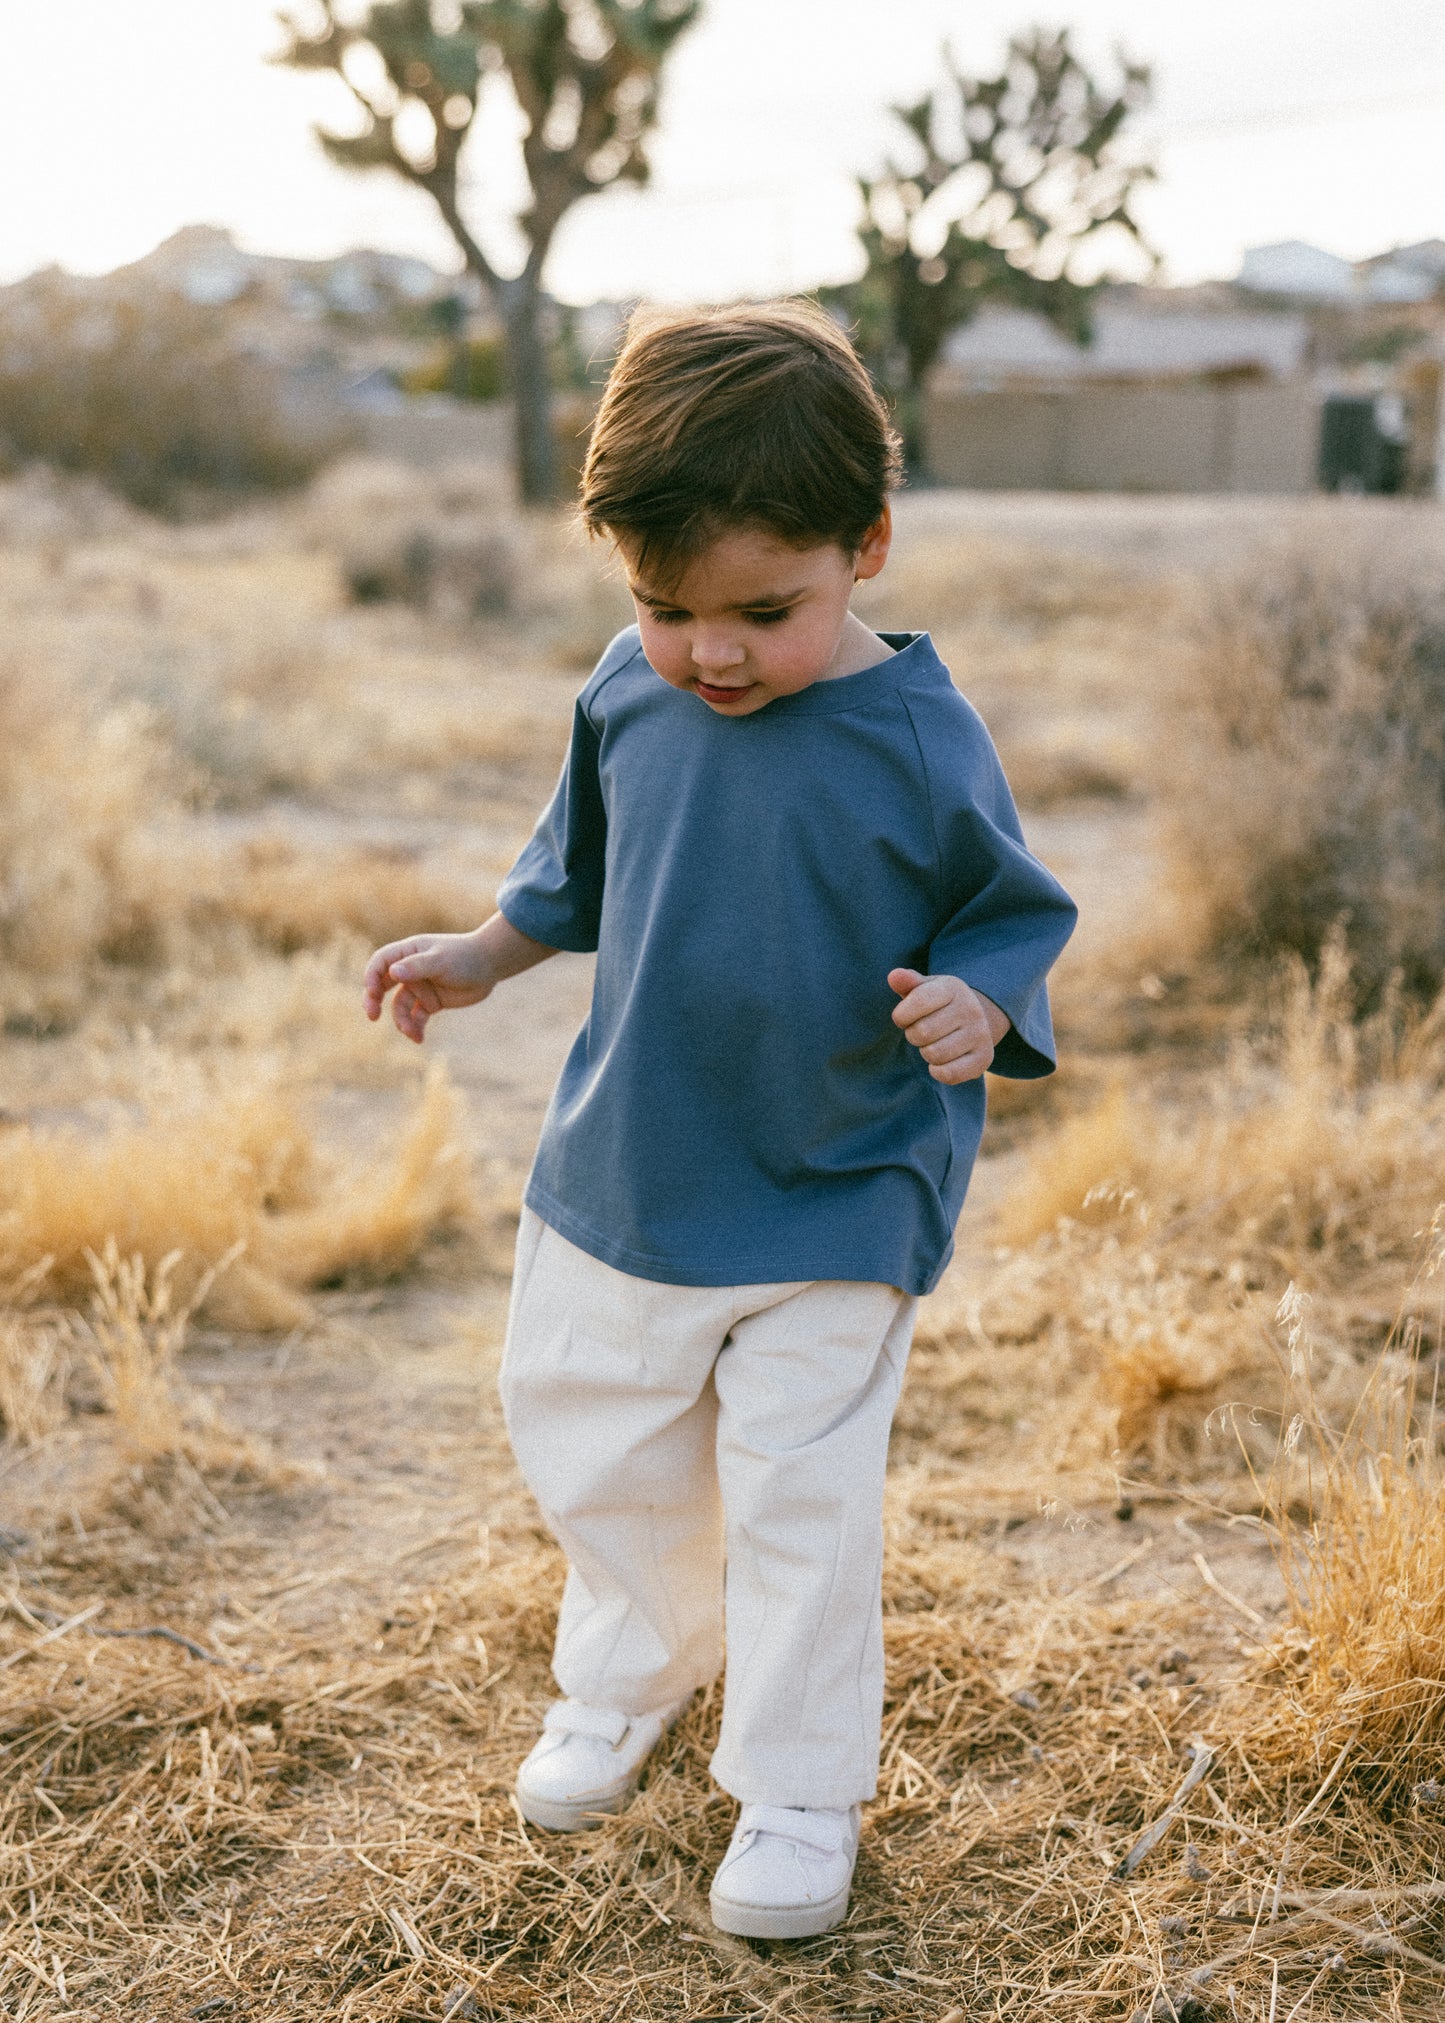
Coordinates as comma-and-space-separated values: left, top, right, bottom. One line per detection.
524, 1184, 943, 1295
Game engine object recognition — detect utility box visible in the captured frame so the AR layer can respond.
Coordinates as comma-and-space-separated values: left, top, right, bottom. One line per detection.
1318, 394, 1407, 494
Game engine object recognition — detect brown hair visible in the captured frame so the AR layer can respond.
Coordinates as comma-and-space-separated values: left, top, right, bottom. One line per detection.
579, 299, 902, 587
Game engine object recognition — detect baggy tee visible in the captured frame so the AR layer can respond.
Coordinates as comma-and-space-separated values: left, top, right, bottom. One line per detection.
496, 627, 1077, 1296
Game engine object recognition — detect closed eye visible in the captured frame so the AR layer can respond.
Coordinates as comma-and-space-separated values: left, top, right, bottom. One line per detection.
742, 606, 796, 625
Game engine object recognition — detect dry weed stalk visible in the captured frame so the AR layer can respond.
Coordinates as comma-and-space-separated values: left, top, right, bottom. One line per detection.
1249, 1248, 1445, 1807
0, 1311, 67, 1445
80, 1240, 228, 1465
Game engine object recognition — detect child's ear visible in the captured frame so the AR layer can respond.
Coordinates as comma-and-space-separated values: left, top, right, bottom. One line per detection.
852, 501, 893, 584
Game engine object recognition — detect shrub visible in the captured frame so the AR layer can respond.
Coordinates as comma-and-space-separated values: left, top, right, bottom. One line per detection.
1162, 534, 1445, 1005
0, 270, 345, 514
972, 940, 1445, 1476
402, 334, 508, 402
0, 660, 166, 1029
0, 1065, 476, 1329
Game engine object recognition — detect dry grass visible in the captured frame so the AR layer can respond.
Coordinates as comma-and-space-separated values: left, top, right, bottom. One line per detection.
0, 1310, 68, 1446
949, 940, 1445, 1481
1248, 1259, 1445, 1810
302, 455, 635, 668
0, 1064, 477, 1329
5, 1323, 1445, 2022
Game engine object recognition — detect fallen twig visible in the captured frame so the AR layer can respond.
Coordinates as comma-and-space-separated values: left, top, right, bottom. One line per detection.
21, 1600, 231, 1665
90, 1623, 230, 1663
0, 1602, 104, 1670
1192, 1552, 1266, 1628
1208, 1907, 1445, 1984
1299, 1912, 1445, 1980
1115, 1740, 1216, 1878
1061, 1538, 1153, 1600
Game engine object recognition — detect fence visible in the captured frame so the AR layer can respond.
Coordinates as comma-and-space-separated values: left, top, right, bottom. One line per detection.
923, 381, 1321, 493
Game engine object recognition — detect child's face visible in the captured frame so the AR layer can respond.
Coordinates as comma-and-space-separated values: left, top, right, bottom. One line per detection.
623, 511, 891, 716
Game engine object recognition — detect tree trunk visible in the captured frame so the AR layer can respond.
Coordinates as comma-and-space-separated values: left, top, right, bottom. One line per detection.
502, 269, 558, 505
895, 378, 929, 483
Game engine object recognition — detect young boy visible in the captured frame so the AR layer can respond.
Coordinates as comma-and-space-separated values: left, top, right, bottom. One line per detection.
363, 301, 1075, 1940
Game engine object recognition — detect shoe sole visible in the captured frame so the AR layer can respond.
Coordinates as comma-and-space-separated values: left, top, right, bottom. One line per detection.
515, 1699, 691, 1833
516, 1780, 637, 1833
708, 1881, 852, 1940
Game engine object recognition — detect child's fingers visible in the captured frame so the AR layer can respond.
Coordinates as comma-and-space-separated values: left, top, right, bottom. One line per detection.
890, 975, 961, 1030
365, 937, 421, 984
887, 966, 925, 997
928, 1047, 991, 1085
363, 938, 425, 1015
920, 1026, 982, 1065
391, 984, 430, 1044
908, 1003, 984, 1049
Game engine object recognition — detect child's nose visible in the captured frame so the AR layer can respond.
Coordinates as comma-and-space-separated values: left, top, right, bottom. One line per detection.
691, 633, 746, 672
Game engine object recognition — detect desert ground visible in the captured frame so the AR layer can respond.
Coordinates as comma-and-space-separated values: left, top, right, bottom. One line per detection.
3, 467, 1445, 2021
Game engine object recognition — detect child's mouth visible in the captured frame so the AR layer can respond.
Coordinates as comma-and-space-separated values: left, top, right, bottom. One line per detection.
695, 678, 753, 706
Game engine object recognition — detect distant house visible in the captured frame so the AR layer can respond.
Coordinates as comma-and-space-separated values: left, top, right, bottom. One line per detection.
940, 300, 1310, 385
1237, 237, 1445, 308
119, 226, 468, 326
1358, 240, 1445, 305
1238, 241, 1357, 301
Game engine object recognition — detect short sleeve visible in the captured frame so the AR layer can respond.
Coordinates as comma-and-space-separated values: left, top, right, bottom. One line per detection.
911, 698, 1078, 1080
496, 696, 607, 953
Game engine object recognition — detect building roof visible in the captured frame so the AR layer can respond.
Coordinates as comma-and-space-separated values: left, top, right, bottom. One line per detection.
1359, 240, 1445, 304
1238, 240, 1357, 300
937, 300, 1310, 386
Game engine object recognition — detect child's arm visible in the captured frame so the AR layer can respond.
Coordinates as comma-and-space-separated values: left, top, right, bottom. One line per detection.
363, 912, 557, 1045
888, 968, 1010, 1085
898, 689, 1077, 1081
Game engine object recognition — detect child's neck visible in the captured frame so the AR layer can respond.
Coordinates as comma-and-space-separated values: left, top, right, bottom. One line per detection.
821, 611, 898, 682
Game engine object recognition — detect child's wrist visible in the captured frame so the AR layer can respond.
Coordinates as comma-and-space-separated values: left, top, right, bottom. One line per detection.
461, 925, 499, 987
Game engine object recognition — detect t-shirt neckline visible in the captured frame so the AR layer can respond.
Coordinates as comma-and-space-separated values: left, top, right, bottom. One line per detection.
692, 629, 939, 721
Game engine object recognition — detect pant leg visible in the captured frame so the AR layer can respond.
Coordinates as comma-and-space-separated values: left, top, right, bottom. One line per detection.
499, 1211, 805, 1715
710, 1280, 916, 1809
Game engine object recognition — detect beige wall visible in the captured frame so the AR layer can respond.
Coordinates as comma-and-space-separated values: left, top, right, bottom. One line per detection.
924, 382, 1320, 493
358, 400, 512, 468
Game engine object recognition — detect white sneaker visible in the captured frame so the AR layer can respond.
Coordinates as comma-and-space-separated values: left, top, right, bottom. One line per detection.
709, 1804, 861, 1938
514, 1696, 689, 1831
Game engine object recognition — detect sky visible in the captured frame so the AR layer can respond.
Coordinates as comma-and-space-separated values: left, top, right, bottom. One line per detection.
2, 0, 1444, 301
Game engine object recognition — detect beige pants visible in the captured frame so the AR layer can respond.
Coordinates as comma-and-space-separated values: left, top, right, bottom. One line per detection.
498, 1209, 917, 1808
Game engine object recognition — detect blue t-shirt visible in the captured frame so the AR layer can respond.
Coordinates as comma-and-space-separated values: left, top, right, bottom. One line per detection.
497, 627, 1076, 1295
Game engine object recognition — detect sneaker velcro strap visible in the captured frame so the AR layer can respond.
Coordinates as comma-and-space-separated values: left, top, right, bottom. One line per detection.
542, 1701, 631, 1746
737, 1806, 849, 1854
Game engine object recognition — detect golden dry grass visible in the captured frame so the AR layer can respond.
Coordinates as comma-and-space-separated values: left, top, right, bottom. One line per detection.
953, 940, 1445, 1484
5, 1300, 1445, 2021
0, 1063, 476, 1329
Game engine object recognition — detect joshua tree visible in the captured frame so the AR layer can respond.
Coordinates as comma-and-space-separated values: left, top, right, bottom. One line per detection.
828, 27, 1154, 471
276, 0, 700, 500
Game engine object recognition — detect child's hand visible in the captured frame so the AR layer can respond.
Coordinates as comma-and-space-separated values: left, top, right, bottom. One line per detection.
887, 969, 1010, 1084
363, 931, 496, 1044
